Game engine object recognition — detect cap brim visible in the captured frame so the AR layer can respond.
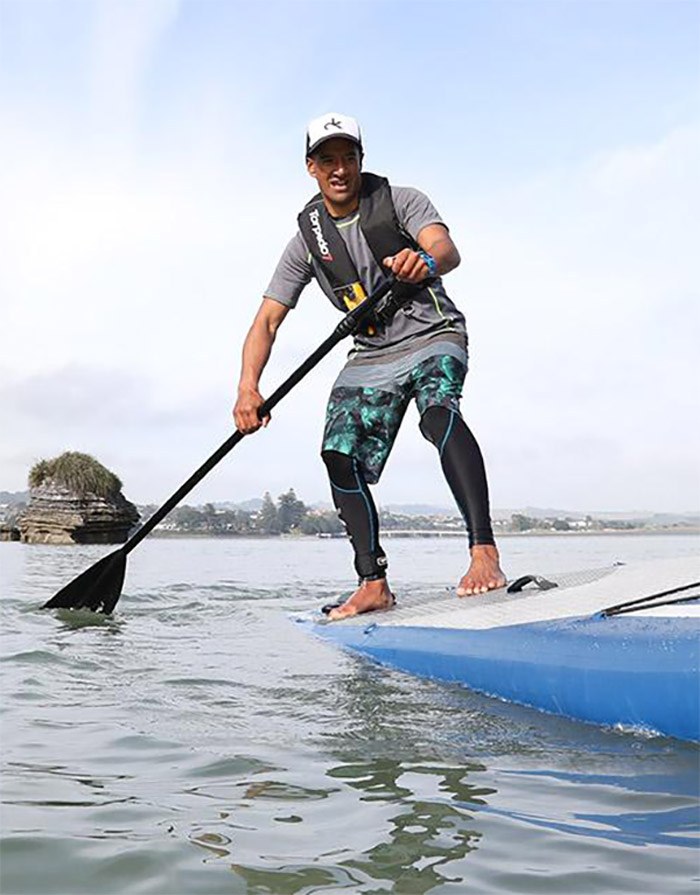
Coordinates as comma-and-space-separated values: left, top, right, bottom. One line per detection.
307, 134, 362, 157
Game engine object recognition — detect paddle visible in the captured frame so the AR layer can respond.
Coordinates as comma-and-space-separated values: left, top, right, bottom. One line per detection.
42, 278, 397, 614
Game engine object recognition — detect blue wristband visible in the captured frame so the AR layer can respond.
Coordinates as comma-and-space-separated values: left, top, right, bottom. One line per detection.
418, 250, 438, 278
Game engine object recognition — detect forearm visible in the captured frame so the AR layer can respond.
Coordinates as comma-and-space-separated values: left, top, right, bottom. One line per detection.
238, 322, 276, 393
237, 299, 289, 394
422, 234, 460, 277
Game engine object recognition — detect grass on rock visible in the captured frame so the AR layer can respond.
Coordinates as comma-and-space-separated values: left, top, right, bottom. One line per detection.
29, 452, 123, 498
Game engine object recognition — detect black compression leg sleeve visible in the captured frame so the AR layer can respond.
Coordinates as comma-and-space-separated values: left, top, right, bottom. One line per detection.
419, 406, 495, 548
321, 450, 387, 580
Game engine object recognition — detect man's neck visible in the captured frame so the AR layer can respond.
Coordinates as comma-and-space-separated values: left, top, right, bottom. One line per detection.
322, 194, 360, 220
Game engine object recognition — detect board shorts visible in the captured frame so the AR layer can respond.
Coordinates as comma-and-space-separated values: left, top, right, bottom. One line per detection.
322, 331, 468, 484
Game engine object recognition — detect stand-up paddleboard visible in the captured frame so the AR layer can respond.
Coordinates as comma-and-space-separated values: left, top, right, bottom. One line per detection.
297, 556, 700, 742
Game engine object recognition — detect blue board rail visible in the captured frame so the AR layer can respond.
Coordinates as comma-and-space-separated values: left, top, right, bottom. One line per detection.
303, 613, 700, 742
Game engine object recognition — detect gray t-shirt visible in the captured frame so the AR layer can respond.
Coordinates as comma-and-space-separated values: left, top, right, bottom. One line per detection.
264, 185, 466, 351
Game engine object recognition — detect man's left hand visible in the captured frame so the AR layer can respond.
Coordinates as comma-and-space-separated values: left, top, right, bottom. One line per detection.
383, 249, 431, 284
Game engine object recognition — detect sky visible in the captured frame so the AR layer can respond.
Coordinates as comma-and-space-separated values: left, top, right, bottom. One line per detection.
0, 0, 698, 513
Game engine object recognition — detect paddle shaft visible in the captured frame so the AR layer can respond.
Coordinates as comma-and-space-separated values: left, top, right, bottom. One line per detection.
124, 279, 395, 553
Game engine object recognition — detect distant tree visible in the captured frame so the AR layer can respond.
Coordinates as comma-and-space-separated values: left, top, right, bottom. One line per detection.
277, 488, 307, 532
202, 502, 218, 529
232, 509, 252, 533
217, 509, 242, 532
552, 518, 571, 531
258, 491, 279, 534
511, 514, 534, 532
299, 510, 345, 535
606, 519, 638, 530
173, 506, 204, 531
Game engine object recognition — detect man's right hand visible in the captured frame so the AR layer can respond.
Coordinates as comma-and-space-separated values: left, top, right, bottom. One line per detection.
233, 386, 270, 434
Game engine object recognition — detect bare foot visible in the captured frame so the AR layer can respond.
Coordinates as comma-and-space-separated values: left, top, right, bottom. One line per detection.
328, 578, 395, 621
457, 544, 506, 597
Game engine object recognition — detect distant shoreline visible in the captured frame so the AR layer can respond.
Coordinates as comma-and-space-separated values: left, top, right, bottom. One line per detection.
144, 527, 699, 540
1, 525, 697, 545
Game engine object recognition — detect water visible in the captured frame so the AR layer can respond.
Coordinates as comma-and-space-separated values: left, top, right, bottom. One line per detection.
1, 534, 698, 894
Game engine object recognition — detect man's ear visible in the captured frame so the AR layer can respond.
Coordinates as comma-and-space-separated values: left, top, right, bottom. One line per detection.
306, 157, 318, 180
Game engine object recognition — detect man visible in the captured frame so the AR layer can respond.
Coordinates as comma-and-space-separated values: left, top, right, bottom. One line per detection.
234, 113, 505, 620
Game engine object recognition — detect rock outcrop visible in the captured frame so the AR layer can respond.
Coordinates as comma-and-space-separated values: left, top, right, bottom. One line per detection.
0, 524, 20, 542
19, 484, 140, 544
18, 452, 140, 545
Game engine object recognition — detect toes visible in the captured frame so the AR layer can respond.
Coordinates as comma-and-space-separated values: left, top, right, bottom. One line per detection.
328, 605, 357, 621
458, 575, 505, 597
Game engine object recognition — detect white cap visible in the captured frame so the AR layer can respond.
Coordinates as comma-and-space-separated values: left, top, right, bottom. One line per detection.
306, 112, 363, 157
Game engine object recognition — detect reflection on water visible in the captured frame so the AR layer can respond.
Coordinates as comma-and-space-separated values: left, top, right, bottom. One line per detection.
173, 744, 699, 894
1, 535, 699, 894
484, 768, 700, 849
180, 752, 490, 894
326, 759, 486, 894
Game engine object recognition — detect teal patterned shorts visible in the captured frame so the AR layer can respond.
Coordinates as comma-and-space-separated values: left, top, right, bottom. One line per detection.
322, 336, 468, 484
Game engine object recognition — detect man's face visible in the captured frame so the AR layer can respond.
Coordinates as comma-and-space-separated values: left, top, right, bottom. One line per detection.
306, 138, 362, 208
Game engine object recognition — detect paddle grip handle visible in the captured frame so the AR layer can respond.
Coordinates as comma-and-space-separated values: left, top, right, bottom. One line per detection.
123, 279, 395, 554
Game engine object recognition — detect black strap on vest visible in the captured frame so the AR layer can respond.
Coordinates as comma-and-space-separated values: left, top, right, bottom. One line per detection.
297, 173, 424, 330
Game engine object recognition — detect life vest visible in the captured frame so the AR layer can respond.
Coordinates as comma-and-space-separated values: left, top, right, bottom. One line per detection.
297, 173, 421, 320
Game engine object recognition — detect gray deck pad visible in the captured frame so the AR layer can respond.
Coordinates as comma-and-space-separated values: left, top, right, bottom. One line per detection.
326, 556, 700, 631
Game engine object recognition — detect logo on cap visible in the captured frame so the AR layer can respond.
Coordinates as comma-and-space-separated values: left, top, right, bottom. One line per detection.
324, 117, 343, 131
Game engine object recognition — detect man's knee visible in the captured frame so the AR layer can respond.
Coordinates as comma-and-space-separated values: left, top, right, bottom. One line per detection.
419, 406, 453, 447
321, 450, 357, 490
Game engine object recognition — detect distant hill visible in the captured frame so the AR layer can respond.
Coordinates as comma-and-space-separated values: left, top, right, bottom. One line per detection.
382, 503, 456, 516
213, 498, 263, 511
496, 506, 700, 524
0, 491, 28, 506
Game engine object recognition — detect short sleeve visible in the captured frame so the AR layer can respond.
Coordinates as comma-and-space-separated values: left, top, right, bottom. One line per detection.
263, 233, 313, 308
391, 186, 447, 242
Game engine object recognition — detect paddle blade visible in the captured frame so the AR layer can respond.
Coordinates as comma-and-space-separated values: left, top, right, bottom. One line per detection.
42, 549, 127, 614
